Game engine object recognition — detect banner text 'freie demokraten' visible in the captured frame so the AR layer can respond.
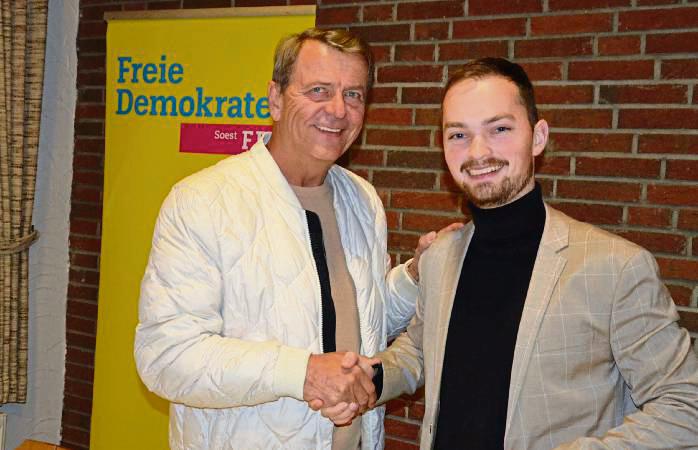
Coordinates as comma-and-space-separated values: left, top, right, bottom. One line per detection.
114, 55, 270, 119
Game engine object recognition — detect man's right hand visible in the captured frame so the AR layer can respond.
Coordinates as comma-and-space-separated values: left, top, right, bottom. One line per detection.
303, 352, 377, 414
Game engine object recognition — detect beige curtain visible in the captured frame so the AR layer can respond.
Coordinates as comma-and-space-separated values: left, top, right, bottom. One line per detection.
0, 0, 48, 404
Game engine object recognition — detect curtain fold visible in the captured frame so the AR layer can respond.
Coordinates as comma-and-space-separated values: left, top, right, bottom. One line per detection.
0, 0, 48, 404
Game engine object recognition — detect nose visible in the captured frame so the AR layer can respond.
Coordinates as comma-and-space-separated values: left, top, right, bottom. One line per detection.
468, 134, 491, 160
326, 92, 346, 119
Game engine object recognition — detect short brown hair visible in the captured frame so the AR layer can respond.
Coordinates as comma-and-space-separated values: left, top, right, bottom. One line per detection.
444, 58, 538, 127
272, 28, 373, 93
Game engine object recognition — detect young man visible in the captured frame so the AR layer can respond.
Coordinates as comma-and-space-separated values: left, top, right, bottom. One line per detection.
135, 28, 428, 450
366, 58, 698, 449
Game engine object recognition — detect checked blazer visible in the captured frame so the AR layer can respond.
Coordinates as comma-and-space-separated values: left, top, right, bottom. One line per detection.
378, 204, 698, 450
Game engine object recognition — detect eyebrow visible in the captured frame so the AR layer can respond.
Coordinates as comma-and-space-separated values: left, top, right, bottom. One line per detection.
443, 114, 516, 130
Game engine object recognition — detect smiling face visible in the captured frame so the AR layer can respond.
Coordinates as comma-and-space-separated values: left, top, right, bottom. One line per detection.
267, 40, 368, 185
442, 76, 548, 208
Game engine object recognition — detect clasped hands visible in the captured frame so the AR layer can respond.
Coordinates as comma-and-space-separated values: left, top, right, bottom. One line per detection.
303, 352, 380, 426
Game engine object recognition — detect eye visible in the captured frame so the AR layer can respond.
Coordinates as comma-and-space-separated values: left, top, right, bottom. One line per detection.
447, 132, 466, 141
493, 126, 511, 134
344, 90, 364, 102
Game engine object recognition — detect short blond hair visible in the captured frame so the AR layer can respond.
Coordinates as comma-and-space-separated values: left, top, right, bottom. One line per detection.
272, 28, 373, 92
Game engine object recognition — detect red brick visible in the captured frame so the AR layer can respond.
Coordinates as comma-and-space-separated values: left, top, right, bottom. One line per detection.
397, 1, 464, 20
78, 88, 103, 103
80, 4, 121, 20
386, 210, 399, 229
616, 230, 687, 254
518, 62, 563, 81
74, 137, 104, 154
317, 6, 359, 25
70, 252, 100, 270
678, 209, 698, 230
619, 109, 698, 130
548, 0, 630, 10
627, 207, 672, 228
453, 18, 526, 39
392, 191, 461, 211
535, 85, 594, 104
385, 398, 408, 417
70, 203, 103, 220
531, 13, 611, 35
656, 257, 698, 281
73, 155, 102, 171
66, 346, 96, 367
75, 121, 103, 137
469, 0, 541, 15
537, 156, 570, 175
370, 87, 398, 103
667, 284, 692, 307
648, 184, 698, 206
548, 202, 623, 225
78, 55, 105, 71
69, 236, 102, 253
637, 0, 681, 4
371, 45, 391, 63
550, 132, 633, 152
388, 231, 423, 251
68, 299, 98, 319
367, 129, 431, 147
402, 87, 442, 104
440, 171, 462, 193
62, 409, 92, 430
147, 1, 181, 9
350, 25, 411, 43
576, 157, 660, 178
662, 59, 698, 79
515, 37, 593, 58
76, 103, 105, 119
363, 4, 393, 22
439, 41, 508, 61
67, 284, 99, 302
77, 71, 106, 86
367, 108, 412, 126
599, 84, 687, 104
72, 170, 104, 187
62, 426, 91, 450
403, 212, 463, 232
638, 134, 698, 154
348, 149, 384, 166
408, 402, 425, 420
77, 38, 106, 54
384, 418, 421, 441
66, 315, 97, 336
666, 160, 698, 181
377, 65, 443, 83
415, 108, 441, 126
65, 363, 94, 383
569, 60, 654, 80
72, 186, 102, 203
385, 438, 420, 450
647, 32, 698, 53
374, 171, 437, 190
388, 151, 444, 169
619, 7, 698, 31
598, 35, 641, 56
557, 180, 641, 202
540, 108, 613, 128
78, 21, 107, 38
395, 44, 435, 62
415, 22, 450, 41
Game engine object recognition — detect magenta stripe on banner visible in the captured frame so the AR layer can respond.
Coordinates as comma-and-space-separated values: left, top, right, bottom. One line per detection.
179, 123, 272, 155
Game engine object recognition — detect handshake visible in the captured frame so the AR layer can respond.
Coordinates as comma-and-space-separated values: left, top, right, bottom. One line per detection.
303, 351, 381, 426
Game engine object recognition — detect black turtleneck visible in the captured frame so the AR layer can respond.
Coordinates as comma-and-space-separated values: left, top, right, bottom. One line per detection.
434, 183, 546, 450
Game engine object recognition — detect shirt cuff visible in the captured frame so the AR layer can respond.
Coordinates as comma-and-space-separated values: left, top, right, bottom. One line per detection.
272, 345, 312, 400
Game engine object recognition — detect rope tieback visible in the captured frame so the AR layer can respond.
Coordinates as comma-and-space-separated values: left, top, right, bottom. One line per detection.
0, 227, 39, 255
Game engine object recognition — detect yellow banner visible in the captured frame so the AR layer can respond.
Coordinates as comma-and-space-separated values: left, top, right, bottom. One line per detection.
93, 8, 315, 449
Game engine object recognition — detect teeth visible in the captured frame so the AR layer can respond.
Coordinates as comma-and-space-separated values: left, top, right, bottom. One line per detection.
317, 125, 341, 133
467, 165, 501, 176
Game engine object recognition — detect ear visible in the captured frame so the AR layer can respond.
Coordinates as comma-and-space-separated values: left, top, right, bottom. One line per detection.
267, 80, 283, 122
531, 119, 549, 157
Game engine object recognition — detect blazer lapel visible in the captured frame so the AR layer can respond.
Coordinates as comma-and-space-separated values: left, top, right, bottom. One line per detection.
505, 205, 569, 437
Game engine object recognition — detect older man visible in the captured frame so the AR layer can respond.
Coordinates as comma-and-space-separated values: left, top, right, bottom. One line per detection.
338, 58, 698, 449
134, 28, 427, 450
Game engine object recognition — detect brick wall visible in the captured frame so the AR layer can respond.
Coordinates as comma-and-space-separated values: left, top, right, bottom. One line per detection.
67, 1, 698, 449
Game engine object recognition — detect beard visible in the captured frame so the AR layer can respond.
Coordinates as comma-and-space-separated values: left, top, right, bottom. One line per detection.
460, 157, 534, 209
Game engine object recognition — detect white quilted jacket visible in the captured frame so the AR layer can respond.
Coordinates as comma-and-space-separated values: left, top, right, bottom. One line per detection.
135, 137, 418, 449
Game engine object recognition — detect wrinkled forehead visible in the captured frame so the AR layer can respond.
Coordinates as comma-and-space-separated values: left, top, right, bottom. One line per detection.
290, 40, 369, 88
